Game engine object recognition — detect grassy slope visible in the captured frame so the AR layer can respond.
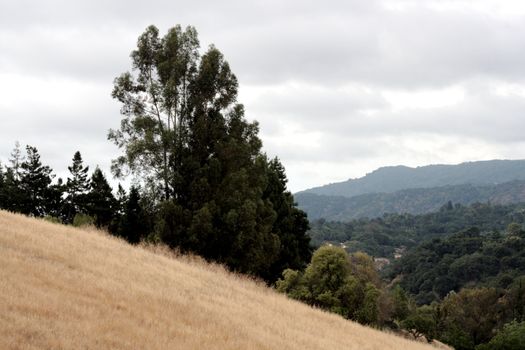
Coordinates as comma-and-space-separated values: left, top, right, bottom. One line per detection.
0, 211, 436, 350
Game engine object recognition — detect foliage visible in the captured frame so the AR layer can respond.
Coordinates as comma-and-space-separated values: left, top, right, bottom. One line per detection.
72, 213, 95, 227
401, 305, 437, 341
309, 201, 525, 258
117, 186, 147, 244
85, 167, 116, 228
476, 321, 525, 350
109, 25, 310, 281
277, 246, 381, 325
388, 226, 525, 304
64, 151, 90, 223
19, 146, 55, 216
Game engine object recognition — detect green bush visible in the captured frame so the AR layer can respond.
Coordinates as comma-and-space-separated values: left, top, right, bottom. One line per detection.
476, 321, 525, 350
72, 213, 95, 227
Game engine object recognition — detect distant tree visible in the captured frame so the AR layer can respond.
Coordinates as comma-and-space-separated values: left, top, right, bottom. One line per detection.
9, 141, 23, 181
86, 167, 116, 229
64, 151, 90, 222
0, 162, 5, 207
391, 285, 410, 322
401, 305, 438, 342
19, 145, 54, 217
440, 288, 504, 348
46, 178, 65, 219
118, 186, 146, 244
277, 246, 380, 324
476, 321, 525, 350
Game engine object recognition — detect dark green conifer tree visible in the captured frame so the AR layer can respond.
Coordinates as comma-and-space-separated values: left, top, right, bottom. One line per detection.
64, 151, 90, 222
19, 145, 54, 217
118, 186, 146, 244
86, 167, 116, 228
262, 157, 312, 283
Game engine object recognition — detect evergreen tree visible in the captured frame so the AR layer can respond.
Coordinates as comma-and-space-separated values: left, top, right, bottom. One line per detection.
46, 178, 65, 219
262, 157, 311, 283
86, 167, 116, 228
1, 167, 23, 212
64, 151, 89, 222
118, 186, 146, 244
0, 162, 5, 208
9, 141, 23, 181
19, 145, 54, 217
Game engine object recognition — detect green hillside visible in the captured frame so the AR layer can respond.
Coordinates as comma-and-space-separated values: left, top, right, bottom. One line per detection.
297, 180, 525, 221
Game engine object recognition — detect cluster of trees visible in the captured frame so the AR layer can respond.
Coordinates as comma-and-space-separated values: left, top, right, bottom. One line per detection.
276, 244, 525, 349
1, 25, 311, 284
388, 225, 525, 304
106, 25, 312, 283
392, 283, 525, 350
0, 144, 149, 243
309, 201, 525, 257
377, 224, 525, 349
277, 246, 383, 325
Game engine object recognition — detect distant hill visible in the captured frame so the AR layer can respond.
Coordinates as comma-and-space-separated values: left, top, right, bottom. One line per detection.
296, 180, 525, 221
0, 211, 434, 350
308, 201, 525, 258
300, 160, 525, 198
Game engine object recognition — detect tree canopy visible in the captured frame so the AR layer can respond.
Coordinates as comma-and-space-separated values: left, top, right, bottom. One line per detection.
109, 25, 311, 282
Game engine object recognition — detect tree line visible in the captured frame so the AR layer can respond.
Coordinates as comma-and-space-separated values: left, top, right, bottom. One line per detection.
0, 144, 149, 243
309, 201, 525, 258
0, 24, 312, 284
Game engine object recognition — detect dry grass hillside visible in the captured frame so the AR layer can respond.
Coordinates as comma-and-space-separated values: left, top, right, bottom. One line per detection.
0, 210, 437, 350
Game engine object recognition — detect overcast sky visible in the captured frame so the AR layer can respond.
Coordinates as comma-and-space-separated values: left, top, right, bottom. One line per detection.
2, 0, 525, 192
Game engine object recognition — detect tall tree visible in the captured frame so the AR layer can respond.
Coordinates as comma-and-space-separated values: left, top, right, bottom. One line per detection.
109, 25, 199, 200
9, 141, 23, 181
86, 167, 116, 228
262, 157, 311, 283
64, 151, 90, 222
19, 145, 54, 217
110, 25, 310, 280
118, 185, 146, 244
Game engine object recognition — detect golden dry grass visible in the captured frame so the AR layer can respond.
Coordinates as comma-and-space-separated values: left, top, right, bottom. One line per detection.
0, 210, 437, 350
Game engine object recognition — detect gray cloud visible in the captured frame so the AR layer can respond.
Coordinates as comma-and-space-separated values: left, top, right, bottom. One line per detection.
2, 0, 525, 192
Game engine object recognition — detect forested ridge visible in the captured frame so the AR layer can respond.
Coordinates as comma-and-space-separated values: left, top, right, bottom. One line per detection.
297, 180, 525, 221
309, 201, 525, 257
301, 160, 525, 197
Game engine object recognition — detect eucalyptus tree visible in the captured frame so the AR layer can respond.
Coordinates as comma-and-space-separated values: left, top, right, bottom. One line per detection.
110, 25, 310, 280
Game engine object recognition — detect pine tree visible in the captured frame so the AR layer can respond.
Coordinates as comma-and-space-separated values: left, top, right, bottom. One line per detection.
262, 157, 312, 283
0, 162, 5, 209
9, 141, 23, 181
64, 151, 90, 222
19, 145, 54, 217
86, 167, 116, 228
118, 186, 145, 244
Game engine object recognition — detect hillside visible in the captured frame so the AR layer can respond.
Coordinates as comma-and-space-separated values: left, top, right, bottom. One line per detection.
308, 202, 525, 258
296, 180, 525, 221
300, 159, 525, 198
0, 211, 435, 350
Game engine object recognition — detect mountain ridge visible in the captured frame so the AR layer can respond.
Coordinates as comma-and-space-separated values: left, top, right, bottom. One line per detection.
299, 159, 525, 198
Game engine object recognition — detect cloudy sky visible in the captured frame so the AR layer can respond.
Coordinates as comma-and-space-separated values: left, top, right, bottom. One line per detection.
2, 0, 525, 192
